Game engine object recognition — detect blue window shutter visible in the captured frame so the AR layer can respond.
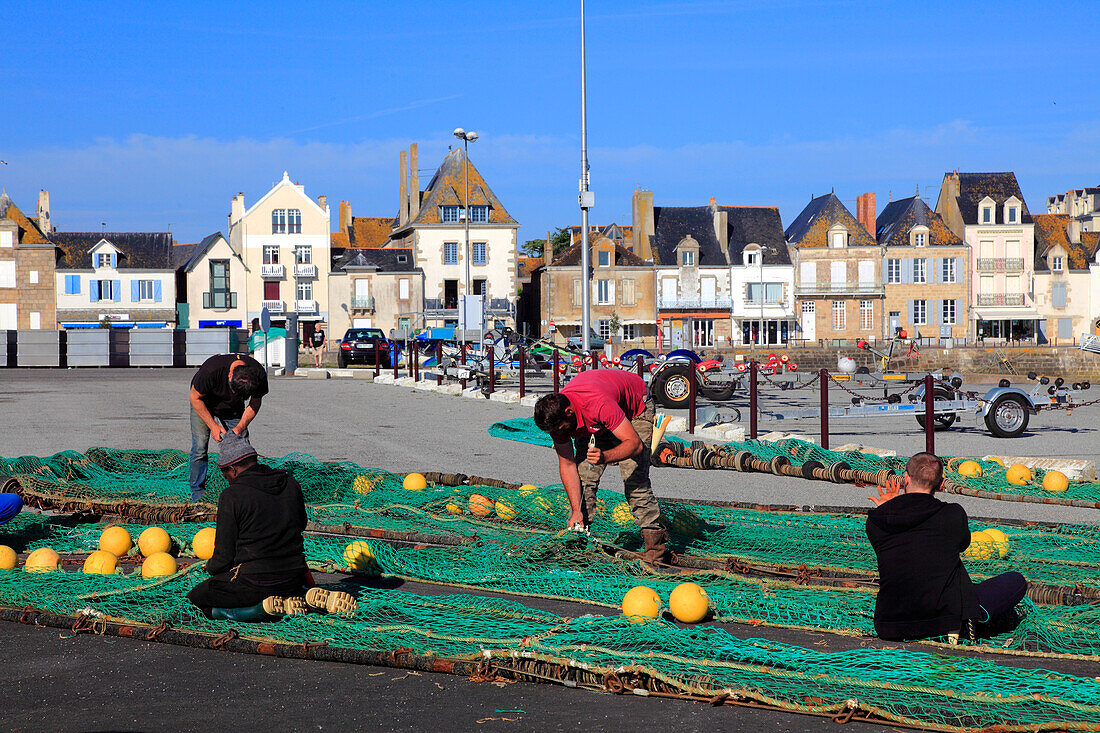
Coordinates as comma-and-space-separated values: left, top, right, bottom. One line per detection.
934, 299, 941, 325
153, 280, 162, 302
64, 275, 74, 294
90, 281, 99, 303
131, 280, 140, 302
908, 299, 914, 324
901, 261, 912, 284
111, 252, 117, 269
73, 276, 81, 295
113, 279, 122, 302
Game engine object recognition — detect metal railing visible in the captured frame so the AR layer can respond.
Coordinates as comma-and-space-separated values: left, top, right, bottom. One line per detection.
260, 264, 284, 278
794, 281, 885, 296
294, 263, 317, 278
261, 299, 284, 313
294, 300, 318, 313
658, 296, 733, 309
976, 258, 1024, 272
351, 296, 375, 310
976, 293, 1026, 306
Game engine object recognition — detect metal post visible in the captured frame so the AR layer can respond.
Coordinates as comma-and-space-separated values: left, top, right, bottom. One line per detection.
553, 350, 560, 393
635, 354, 644, 377
688, 362, 697, 434
408, 340, 415, 379
460, 344, 467, 391
392, 342, 399, 380
579, 0, 592, 353
749, 361, 758, 440
375, 342, 381, 377
819, 368, 829, 450
518, 346, 526, 398
488, 345, 496, 394
924, 374, 935, 454
464, 138, 471, 306
436, 341, 443, 386
414, 341, 420, 381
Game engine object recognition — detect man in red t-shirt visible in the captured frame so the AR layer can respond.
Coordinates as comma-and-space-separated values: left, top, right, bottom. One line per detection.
533, 369, 669, 563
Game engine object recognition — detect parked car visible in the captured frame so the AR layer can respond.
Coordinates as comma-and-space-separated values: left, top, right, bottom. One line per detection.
566, 330, 606, 351
337, 328, 392, 368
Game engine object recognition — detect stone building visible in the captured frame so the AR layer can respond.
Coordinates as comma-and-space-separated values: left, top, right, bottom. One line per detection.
173, 232, 249, 329
1047, 187, 1100, 242
0, 191, 56, 330
328, 248, 424, 338
1033, 214, 1093, 344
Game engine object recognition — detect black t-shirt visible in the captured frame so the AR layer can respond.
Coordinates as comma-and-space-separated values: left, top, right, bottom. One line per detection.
310, 331, 325, 347
191, 353, 269, 419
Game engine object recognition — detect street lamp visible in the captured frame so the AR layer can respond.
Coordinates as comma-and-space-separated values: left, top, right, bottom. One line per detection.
754, 245, 770, 356
452, 128, 478, 306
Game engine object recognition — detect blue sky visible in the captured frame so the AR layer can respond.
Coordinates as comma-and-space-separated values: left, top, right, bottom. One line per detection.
2, 1, 1096, 244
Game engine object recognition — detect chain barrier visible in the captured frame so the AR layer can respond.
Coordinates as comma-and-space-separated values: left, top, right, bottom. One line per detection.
826, 375, 922, 404
759, 370, 819, 391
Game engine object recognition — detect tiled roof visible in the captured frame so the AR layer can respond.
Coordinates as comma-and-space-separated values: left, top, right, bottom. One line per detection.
1033, 214, 1090, 272
876, 196, 963, 248
551, 241, 646, 267
1082, 232, 1100, 261
172, 241, 199, 268
517, 256, 543, 279
53, 231, 175, 270
332, 248, 418, 272
350, 216, 394, 247
953, 172, 1032, 225
785, 193, 875, 248
399, 148, 517, 229
650, 205, 789, 266
0, 193, 51, 245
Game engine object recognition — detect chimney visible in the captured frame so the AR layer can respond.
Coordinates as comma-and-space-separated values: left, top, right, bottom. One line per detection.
856, 192, 876, 240
713, 208, 730, 264
632, 189, 655, 261
399, 150, 408, 226
230, 192, 245, 225
36, 190, 50, 234
339, 200, 352, 231
317, 195, 327, 212
544, 231, 554, 267
409, 143, 420, 220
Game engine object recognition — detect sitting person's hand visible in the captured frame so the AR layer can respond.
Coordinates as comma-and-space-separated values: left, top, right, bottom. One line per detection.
868, 484, 902, 506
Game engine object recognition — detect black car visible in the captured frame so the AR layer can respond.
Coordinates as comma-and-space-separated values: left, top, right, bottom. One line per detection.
337, 327, 392, 368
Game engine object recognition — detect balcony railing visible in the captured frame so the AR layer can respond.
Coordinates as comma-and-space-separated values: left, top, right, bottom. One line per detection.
294, 263, 317, 278
351, 295, 375, 311
261, 263, 285, 279
794, 281, 885, 296
424, 297, 514, 315
1005, 258, 1024, 271
976, 293, 1026, 306
202, 291, 238, 309
976, 258, 1024, 272
295, 300, 318, 314
658, 296, 733, 309
261, 299, 284, 313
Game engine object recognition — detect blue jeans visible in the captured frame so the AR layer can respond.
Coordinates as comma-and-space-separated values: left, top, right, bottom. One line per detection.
0, 493, 22, 525
189, 409, 245, 502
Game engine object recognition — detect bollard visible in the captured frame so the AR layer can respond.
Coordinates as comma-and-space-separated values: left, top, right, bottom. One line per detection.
392, 343, 399, 380
635, 354, 644, 377
553, 350, 560, 393
488, 345, 496, 394
460, 343, 467, 391
411, 341, 419, 381
819, 368, 829, 450
688, 362, 697, 434
409, 341, 416, 379
436, 342, 443, 386
924, 374, 935, 454
375, 342, 382, 377
518, 346, 526, 398
749, 360, 758, 440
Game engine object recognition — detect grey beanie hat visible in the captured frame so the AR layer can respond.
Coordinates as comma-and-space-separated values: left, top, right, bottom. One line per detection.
216, 431, 258, 468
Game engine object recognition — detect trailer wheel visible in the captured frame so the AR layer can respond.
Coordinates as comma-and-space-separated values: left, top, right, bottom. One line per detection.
652, 364, 692, 409
984, 393, 1030, 438
915, 388, 957, 430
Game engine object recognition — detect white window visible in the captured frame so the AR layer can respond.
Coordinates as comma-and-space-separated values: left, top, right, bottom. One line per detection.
913, 259, 926, 284
596, 279, 611, 304
830, 261, 846, 284
681, 250, 695, 266
288, 209, 302, 234
859, 300, 873, 330
441, 206, 461, 223
887, 259, 901, 284
0, 261, 15, 288
263, 245, 280, 264
137, 280, 154, 301
29, 270, 38, 284
913, 299, 927, 325
0, 231, 12, 247
470, 205, 490, 223
830, 231, 846, 248
980, 275, 993, 293
29, 312, 40, 330
271, 209, 286, 234
942, 258, 956, 283
832, 300, 845, 330
1052, 256, 1063, 272
914, 232, 926, 247
942, 300, 956, 325
472, 242, 487, 266
765, 282, 783, 303
622, 324, 637, 340
799, 261, 815, 284
802, 301, 815, 314
746, 283, 762, 304
598, 250, 610, 267
97, 253, 112, 268
1007, 206, 1018, 224
693, 319, 715, 348
443, 242, 458, 265
597, 319, 611, 340
701, 277, 717, 302
858, 260, 874, 283
661, 278, 677, 303
982, 206, 992, 224
95, 280, 116, 300
295, 245, 312, 264
746, 251, 759, 266
399, 278, 410, 299
296, 281, 313, 301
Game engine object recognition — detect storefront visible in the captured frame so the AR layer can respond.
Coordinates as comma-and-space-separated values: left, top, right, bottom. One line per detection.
975, 309, 1042, 343
738, 318, 794, 346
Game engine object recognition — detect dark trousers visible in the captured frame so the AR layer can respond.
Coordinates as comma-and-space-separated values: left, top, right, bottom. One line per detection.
974, 571, 1027, 628
187, 570, 305, 614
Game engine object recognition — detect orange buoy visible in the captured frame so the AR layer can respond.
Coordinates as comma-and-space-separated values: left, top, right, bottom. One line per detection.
668, 582, 710, 623
621, 586, 661, 623
469, 494, 494, 517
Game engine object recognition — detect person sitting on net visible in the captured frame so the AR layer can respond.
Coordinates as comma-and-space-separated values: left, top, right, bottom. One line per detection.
866, 451, 1027, 641
187, 432, 357, 621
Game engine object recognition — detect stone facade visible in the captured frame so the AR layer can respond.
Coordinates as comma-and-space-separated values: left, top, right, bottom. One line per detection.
0, 193, 57, 330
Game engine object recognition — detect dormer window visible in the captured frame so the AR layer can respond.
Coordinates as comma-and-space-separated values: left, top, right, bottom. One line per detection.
681, 250, 695, 266
745, 250, 760, 266
598, 250, 611, 267
272, 209, 286, 234
441, 206, 461, 223
828, 226, 848, 249
1052, 256, 1063, 272
1007, 206, 1017, 224
914, 232, 927, 247
288, 209, 302, 234
470, 205, 490, 223
397, 254, 408, 264
96, 253, 112, 268
982, 206, 993, 224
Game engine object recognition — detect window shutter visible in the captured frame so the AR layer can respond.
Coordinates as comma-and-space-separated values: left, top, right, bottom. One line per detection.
73, 276, 81, 295
909, 300, 915, 324
572, 278, 581, 306
934, 299, 941, 325
608, 281, 615, 305
131, 280, 140, 302
154, 280, 162, 302
623, 278, 635, 306
113, 280, 122, 302
110, 252, 117, 269
89, 281, 99, 303
901, 261, 912, 284
64, 275, 74, 295
1053, 282, 1067, 308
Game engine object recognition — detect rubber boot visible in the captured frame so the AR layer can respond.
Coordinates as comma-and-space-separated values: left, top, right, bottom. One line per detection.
640, 528, 673, 567
208, 602, 277, 623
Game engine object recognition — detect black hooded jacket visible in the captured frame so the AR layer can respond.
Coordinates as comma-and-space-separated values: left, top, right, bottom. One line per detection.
206, 463, 308, 577
865, 492, 980, 640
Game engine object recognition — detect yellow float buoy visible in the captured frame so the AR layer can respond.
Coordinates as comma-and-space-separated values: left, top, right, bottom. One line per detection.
1042, 470, 1069, 492
962, 530, 997, 560
444, 501, 463, 515
191, 527, 216, 560
516, 484, 538, 495
25, 547, 61, 572
83, 550, 119, 575
982, 528, 1011, 558
986, 456, 1005, 466
957, 460, 982, 478
621, 585, 661, 623
1005, 464, 1032, 486
668, 582, 710, 623
0, 545, 16, 570
403, 473, 428, 491
352, 474, 376, 494
99, 526, 133, 557
343, 541, 378, 574
495, 501, 516, 521
667, 507, 705, 538
611, 503, 634, 525
532, 496, 555, 516
141, 552, 178, 578
469, 494, 494, 518
137, 527, 172, 557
